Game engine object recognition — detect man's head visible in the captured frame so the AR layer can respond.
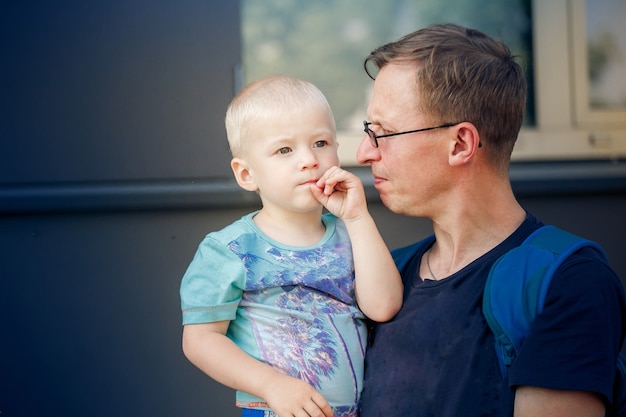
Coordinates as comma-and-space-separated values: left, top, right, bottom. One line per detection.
363, 23, 526, 169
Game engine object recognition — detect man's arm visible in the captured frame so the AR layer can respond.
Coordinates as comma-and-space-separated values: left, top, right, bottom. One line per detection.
514, 386, 605, 417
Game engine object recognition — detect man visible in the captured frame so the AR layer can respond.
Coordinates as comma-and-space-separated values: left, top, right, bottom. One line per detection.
357, 23, 625, 417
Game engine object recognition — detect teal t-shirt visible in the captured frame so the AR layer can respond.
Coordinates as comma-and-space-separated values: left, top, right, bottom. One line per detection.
180, 212, 365, 416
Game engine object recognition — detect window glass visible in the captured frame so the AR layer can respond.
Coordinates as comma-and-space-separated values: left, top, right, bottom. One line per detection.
585, 0, 626, 109
242, 0, 534, 134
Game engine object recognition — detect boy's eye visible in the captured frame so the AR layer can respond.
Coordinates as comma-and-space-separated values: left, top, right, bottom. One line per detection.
313, 140, 328, 148
277, 147, 291, 155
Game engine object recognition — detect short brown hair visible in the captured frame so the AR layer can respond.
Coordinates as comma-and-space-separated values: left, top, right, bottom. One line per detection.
364, 23, 526, 168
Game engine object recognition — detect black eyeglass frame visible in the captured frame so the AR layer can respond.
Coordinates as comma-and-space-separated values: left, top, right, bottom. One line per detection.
363, 120, 462, 148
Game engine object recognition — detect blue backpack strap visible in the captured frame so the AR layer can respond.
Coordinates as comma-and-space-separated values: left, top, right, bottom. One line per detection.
483, 225, 607, 378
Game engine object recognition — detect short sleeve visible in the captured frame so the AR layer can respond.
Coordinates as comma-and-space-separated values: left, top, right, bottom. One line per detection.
510, 247, 626, 402
180, 235, 247, 325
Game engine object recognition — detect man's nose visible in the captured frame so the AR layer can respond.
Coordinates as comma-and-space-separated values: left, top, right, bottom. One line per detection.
356, 134, 379, 165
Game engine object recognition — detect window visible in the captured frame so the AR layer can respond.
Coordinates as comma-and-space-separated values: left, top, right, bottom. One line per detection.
570, 0, 626, 127
242, 0, 532, 163
242, 0, 626, 163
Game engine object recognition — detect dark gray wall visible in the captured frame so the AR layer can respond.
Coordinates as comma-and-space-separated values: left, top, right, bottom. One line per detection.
0, 1, 243, 415
1, 209, 247, 417
1, 1, 237, 184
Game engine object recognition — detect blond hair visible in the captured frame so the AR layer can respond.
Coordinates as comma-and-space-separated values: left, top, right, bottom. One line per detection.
225, 74, 336, 157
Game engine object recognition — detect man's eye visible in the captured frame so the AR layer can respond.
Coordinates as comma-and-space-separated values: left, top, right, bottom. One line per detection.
277, 147, 291, 155
371, 125, 387, 135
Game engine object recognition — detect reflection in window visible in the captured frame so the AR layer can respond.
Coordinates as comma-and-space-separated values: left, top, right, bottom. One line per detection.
242, 0, 534, 130
585, 0, 626, 109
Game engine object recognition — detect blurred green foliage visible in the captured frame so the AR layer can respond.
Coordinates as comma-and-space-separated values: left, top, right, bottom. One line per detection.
242, 0, 533, 129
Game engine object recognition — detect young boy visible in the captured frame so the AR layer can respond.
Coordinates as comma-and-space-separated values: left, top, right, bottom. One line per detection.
180, 75, 402, 417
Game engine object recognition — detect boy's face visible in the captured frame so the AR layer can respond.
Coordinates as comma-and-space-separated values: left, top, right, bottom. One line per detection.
236, 105, 339, 214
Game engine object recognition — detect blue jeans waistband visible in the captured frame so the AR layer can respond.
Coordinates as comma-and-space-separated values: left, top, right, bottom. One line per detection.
241, 409, 277, 417
242, 406, 358, 417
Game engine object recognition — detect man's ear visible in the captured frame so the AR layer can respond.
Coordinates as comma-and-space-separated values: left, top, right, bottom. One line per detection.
448, 122, 481, 166
231, 157, 258, 192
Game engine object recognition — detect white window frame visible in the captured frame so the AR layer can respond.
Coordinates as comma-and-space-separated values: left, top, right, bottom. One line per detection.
569, 0, 626, 129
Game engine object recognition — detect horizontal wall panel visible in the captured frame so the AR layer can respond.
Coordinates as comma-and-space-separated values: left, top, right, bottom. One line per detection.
2, 161, 625, 214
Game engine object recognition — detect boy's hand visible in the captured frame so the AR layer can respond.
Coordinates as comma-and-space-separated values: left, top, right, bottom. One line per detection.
263, 373, 334, 417
311, 166, 367, 221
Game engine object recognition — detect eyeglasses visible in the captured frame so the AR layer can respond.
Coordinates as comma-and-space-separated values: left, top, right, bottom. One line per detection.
363, 120, 459, 148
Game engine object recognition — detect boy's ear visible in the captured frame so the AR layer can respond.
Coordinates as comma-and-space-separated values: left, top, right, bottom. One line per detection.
231, 157, 259, 192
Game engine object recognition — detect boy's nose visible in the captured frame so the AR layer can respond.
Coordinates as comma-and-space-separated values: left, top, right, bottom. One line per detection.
299, 150, 319, 170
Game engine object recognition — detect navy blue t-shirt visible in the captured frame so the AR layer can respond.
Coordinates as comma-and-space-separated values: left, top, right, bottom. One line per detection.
359, 214, 625, 417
